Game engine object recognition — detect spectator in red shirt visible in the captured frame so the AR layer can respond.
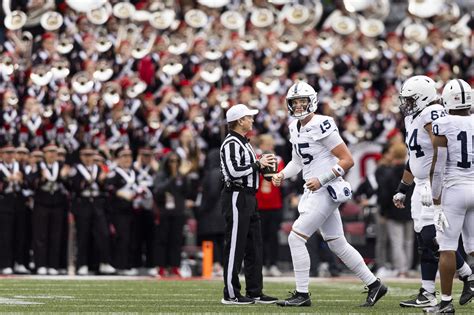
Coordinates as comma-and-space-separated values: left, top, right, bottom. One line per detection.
256, 134, 284, 277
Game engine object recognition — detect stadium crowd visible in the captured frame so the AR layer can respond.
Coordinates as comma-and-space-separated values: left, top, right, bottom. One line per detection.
0, 0, 472, 277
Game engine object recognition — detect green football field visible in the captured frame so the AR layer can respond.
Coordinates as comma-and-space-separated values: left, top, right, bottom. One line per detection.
0, 278, 472, 313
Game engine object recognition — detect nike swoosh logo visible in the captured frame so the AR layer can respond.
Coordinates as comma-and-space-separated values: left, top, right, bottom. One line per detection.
370, 287, 380, 303
470, 287, 474, 292
415, 299, 430, 304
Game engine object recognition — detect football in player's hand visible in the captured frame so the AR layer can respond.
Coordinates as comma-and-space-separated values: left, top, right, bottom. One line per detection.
261, 162, 278, 181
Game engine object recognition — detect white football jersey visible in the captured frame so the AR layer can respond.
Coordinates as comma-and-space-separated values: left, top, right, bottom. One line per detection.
404, 104, 446, 180
432, 114, 474, 186
288, 115, 339, 180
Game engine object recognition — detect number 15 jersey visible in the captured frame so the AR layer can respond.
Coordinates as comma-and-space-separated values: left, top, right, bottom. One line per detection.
288, 115, 340, 181
432, 114, 474, 187
404, 104, 445, 180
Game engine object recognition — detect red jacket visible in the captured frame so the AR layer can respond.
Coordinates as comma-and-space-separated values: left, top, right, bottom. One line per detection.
256, 156, 284, 211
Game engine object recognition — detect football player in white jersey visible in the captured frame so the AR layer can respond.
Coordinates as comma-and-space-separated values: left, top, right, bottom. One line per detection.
393, 76, 473, 308
423, 79, 474, 314
272, 81, 387, 307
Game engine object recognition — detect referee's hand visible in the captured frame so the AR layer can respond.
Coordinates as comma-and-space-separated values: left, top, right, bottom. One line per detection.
259, 154, 276, 168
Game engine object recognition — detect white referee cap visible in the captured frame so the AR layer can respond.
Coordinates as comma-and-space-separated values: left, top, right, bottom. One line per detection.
226, 104, 258, 123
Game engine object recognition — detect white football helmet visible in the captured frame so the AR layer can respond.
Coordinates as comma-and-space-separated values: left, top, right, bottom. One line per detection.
286, 81, 318, 120
441, 79, 472, 111
399, 75, 438, 116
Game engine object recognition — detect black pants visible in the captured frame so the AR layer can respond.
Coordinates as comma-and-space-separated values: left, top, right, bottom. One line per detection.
222, 189, 263, 299
111, 212, 132, 270
73, 198, 111, 268
32, 203, 64, 269
13, 198, 29, 266
0, 206, 14, 268
155, 213, 185, 268
130, 210, 155, 268
259, 209, 281, 267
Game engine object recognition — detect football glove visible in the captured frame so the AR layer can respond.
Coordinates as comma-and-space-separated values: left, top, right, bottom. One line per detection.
433, 205, 449, 233
393, 192, 406, 208
420, 183, 433, 207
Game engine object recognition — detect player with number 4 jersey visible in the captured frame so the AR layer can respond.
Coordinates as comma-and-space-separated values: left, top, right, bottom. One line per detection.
393, 76, 473, 309
272, 81, 387, 308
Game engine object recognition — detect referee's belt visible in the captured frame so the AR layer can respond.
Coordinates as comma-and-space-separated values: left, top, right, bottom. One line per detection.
224, 181, 256, 194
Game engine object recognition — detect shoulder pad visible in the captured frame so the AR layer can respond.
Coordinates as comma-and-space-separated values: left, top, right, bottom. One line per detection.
432, 115, 450, 136
419, 104, 446, 126
308, 116, 338, 141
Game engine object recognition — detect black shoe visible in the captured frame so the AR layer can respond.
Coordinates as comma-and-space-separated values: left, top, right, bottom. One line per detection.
276, 291, 311, 307
247, 294, 278, 304
423, 300, 455, 314
460, 278, 474, 305
221, 295, 255, 305
400, 288, 437, 308
360, 280, 387, 307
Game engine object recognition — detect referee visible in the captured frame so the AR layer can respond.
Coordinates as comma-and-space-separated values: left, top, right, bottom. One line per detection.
220, 104, 278, 305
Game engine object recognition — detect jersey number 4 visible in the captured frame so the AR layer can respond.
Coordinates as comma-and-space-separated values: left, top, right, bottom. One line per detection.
408, 129, 425, 158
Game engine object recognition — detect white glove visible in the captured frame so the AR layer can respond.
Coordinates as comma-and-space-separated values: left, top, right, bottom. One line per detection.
393, 192, 406, 208
420, 183, 433, 207
433, 205, 449, 233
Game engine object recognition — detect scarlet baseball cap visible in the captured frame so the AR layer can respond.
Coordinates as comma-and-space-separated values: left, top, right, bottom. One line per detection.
226, 104, 258, 123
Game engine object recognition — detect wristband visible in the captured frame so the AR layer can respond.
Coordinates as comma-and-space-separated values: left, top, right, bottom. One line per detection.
333, 164, 345, 176
317, 170, 337, 186
396, 180, 411, 194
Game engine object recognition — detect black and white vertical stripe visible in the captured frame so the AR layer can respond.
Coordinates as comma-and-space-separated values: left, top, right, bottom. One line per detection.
220, 132, 259, 190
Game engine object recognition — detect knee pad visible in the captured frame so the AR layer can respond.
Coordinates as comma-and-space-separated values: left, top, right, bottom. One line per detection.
288, 231, 307, 248
326, 236, 348, 257
416, 226, 440, 262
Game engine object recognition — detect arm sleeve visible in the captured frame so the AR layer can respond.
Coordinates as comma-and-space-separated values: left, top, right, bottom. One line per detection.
221, 141, 254, 180
281, 146, 303, 179
431, 146, 446, 199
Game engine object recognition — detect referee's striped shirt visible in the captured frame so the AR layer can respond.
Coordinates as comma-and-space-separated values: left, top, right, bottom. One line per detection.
220, 130, 259, 190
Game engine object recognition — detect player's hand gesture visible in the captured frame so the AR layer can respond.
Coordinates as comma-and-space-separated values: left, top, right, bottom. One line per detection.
305, 178, 321, 191
272, 172, 284, 187
433, 205, 449, 233
259, 154, 276, 168
420, 183, 433, 207
393, 192, 406, 208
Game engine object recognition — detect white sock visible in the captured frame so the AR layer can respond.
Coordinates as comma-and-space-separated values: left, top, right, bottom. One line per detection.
288, 231, 310, 293
422, 280, 436, 294
458, 262, 472, 278
327, 237, 376, 286
441, 294, 452, 302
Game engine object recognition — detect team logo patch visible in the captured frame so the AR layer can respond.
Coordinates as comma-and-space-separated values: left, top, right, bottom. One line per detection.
343, 187, 351, 196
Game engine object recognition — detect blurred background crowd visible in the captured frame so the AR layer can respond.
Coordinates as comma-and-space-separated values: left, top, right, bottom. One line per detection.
0, 0, 472, 277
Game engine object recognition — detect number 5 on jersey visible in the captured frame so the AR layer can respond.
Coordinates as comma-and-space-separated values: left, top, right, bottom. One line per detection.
295, 143, 313, 165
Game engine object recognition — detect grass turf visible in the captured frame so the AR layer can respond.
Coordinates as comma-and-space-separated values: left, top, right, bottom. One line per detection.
0, 278, 472, 313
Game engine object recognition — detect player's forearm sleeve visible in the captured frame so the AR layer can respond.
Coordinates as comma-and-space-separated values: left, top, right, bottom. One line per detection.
432, 147, 447, 199
281, 160, 302, 179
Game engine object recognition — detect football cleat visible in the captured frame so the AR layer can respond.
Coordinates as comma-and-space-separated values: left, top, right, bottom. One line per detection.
400, 288, 437, 308
460, 278, 474, 305
221, 295, 255, 305
360, 280, 387, 307
423, 300, 455, 314
247, 293, 278, 304
276, 291, 311, 307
